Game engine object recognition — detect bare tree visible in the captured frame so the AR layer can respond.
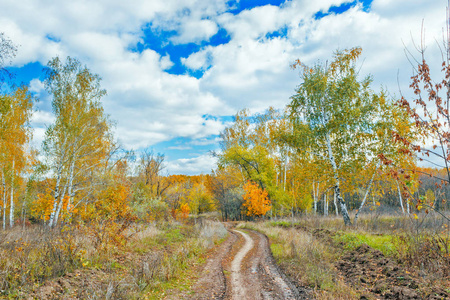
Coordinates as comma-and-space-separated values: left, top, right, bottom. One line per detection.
137, 149, 167, 198
397, 0, 450, 214
0, 33, 17, 85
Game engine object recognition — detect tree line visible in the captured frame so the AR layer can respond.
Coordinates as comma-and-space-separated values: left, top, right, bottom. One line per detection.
214, 46, 449, 225
1, 24, 450, 227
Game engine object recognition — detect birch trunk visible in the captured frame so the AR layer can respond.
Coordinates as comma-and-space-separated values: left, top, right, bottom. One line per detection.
334, 190, 339, 216
9, 160, 14, 228
313, 182, 317, 213
2, 171, 6, 230
284, 156, 287, 191
325, 133, 351, 226
55, 157, 75, 226
48, 166, 63, 228
324, 192, 328, 216
54, 181, 68, 226
66, 159, 76, 214
354, 161, 380, 224
397, 182, 405, 214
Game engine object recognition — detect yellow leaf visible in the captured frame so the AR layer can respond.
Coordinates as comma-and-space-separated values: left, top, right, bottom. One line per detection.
413, 213, 418, 219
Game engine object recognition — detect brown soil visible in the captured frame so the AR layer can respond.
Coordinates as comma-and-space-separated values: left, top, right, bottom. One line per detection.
188, 230, 238, 299
337, 244, 449, 300
189, 228, 312, 299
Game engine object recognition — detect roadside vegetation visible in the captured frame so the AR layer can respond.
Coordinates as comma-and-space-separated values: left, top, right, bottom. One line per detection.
242, 213, 450, 299
0, 217, 227, 298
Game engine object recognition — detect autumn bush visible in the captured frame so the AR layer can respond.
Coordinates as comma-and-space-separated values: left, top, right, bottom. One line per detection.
395, 232, 450, 282
246, 213, 450, 298
128, 220, 228, 297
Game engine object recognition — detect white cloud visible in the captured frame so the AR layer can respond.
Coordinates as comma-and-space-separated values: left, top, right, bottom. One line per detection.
182, 49, 210, 70
166, 154, 217, 175
29, 78, 45, 94
1, 0, 447, 174
29, 110, 55, 149
171, 18, 219, 44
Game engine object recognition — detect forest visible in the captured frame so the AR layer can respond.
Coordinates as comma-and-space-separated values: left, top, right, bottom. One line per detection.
1, 17, 450, 299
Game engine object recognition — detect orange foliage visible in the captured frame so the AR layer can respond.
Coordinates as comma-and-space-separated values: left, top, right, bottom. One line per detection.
175, 202, 190, 221
242, 181, 271, 217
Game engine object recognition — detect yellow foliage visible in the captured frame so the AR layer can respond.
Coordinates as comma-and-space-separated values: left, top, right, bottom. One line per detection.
95, 184, 131, 220
30, 188, 54, 221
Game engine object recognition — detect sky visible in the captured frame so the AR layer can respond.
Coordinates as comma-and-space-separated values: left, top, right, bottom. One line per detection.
0, 0, 447, 175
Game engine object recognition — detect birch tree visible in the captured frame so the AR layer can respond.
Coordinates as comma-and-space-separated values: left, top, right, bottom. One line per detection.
0, 87, 33, 228
43, 56, 112, 227
288, 48, 387, 226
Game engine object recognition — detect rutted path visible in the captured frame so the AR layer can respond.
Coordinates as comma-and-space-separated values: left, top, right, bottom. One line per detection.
230, 230, 255, 299
188, 226, 311, 300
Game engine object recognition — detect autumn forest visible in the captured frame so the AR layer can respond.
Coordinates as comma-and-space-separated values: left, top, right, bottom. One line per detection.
1, 11, 450, 299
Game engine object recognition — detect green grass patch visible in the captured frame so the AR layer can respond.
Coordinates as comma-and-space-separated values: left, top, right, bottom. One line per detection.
269, 220, 299, 228
270, 243, 284, 258
333, 231, 397, 256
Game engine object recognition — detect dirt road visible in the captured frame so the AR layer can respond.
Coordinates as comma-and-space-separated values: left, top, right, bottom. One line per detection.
190, 228, 310, 299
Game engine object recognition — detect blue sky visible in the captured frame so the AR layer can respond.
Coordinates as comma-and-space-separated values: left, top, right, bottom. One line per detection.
0, 0, 446, 174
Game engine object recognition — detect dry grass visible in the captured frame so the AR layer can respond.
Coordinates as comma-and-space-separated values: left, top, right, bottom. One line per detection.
240, 222, 360, 299
0, 225, 82, 296
0, 220, 228, 299
241, 211, 450, 299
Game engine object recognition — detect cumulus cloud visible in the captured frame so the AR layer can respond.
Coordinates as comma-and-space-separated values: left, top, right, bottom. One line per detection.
171, 18, 219, 44
0, 0, 447, 174
166, 154, 218, 175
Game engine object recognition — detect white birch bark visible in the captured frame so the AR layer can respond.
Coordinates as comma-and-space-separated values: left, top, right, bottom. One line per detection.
354, 161, 380, 224
66, 159, 76, 215
48, 165, 63, 228
9, 160, 14, 228
2, 171, 6, 230
313, 182, 319, 214
334, 190, 339, 216
54, 179, 68, 226
397, 182, 405, 214
284, 156, 287, 192
325, 133, 352, 225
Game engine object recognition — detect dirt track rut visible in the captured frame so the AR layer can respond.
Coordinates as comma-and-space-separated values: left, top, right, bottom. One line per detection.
190, 228, 310, 300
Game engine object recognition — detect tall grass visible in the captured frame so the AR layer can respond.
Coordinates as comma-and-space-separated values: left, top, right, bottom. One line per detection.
0, 220, 228, 298
241, 222, 360, 299
270, 212, 450, 294
0, 225, 82, 296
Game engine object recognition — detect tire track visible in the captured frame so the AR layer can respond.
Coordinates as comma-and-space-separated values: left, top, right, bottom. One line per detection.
230, 230, 254, 299
190, 226, 311, 300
